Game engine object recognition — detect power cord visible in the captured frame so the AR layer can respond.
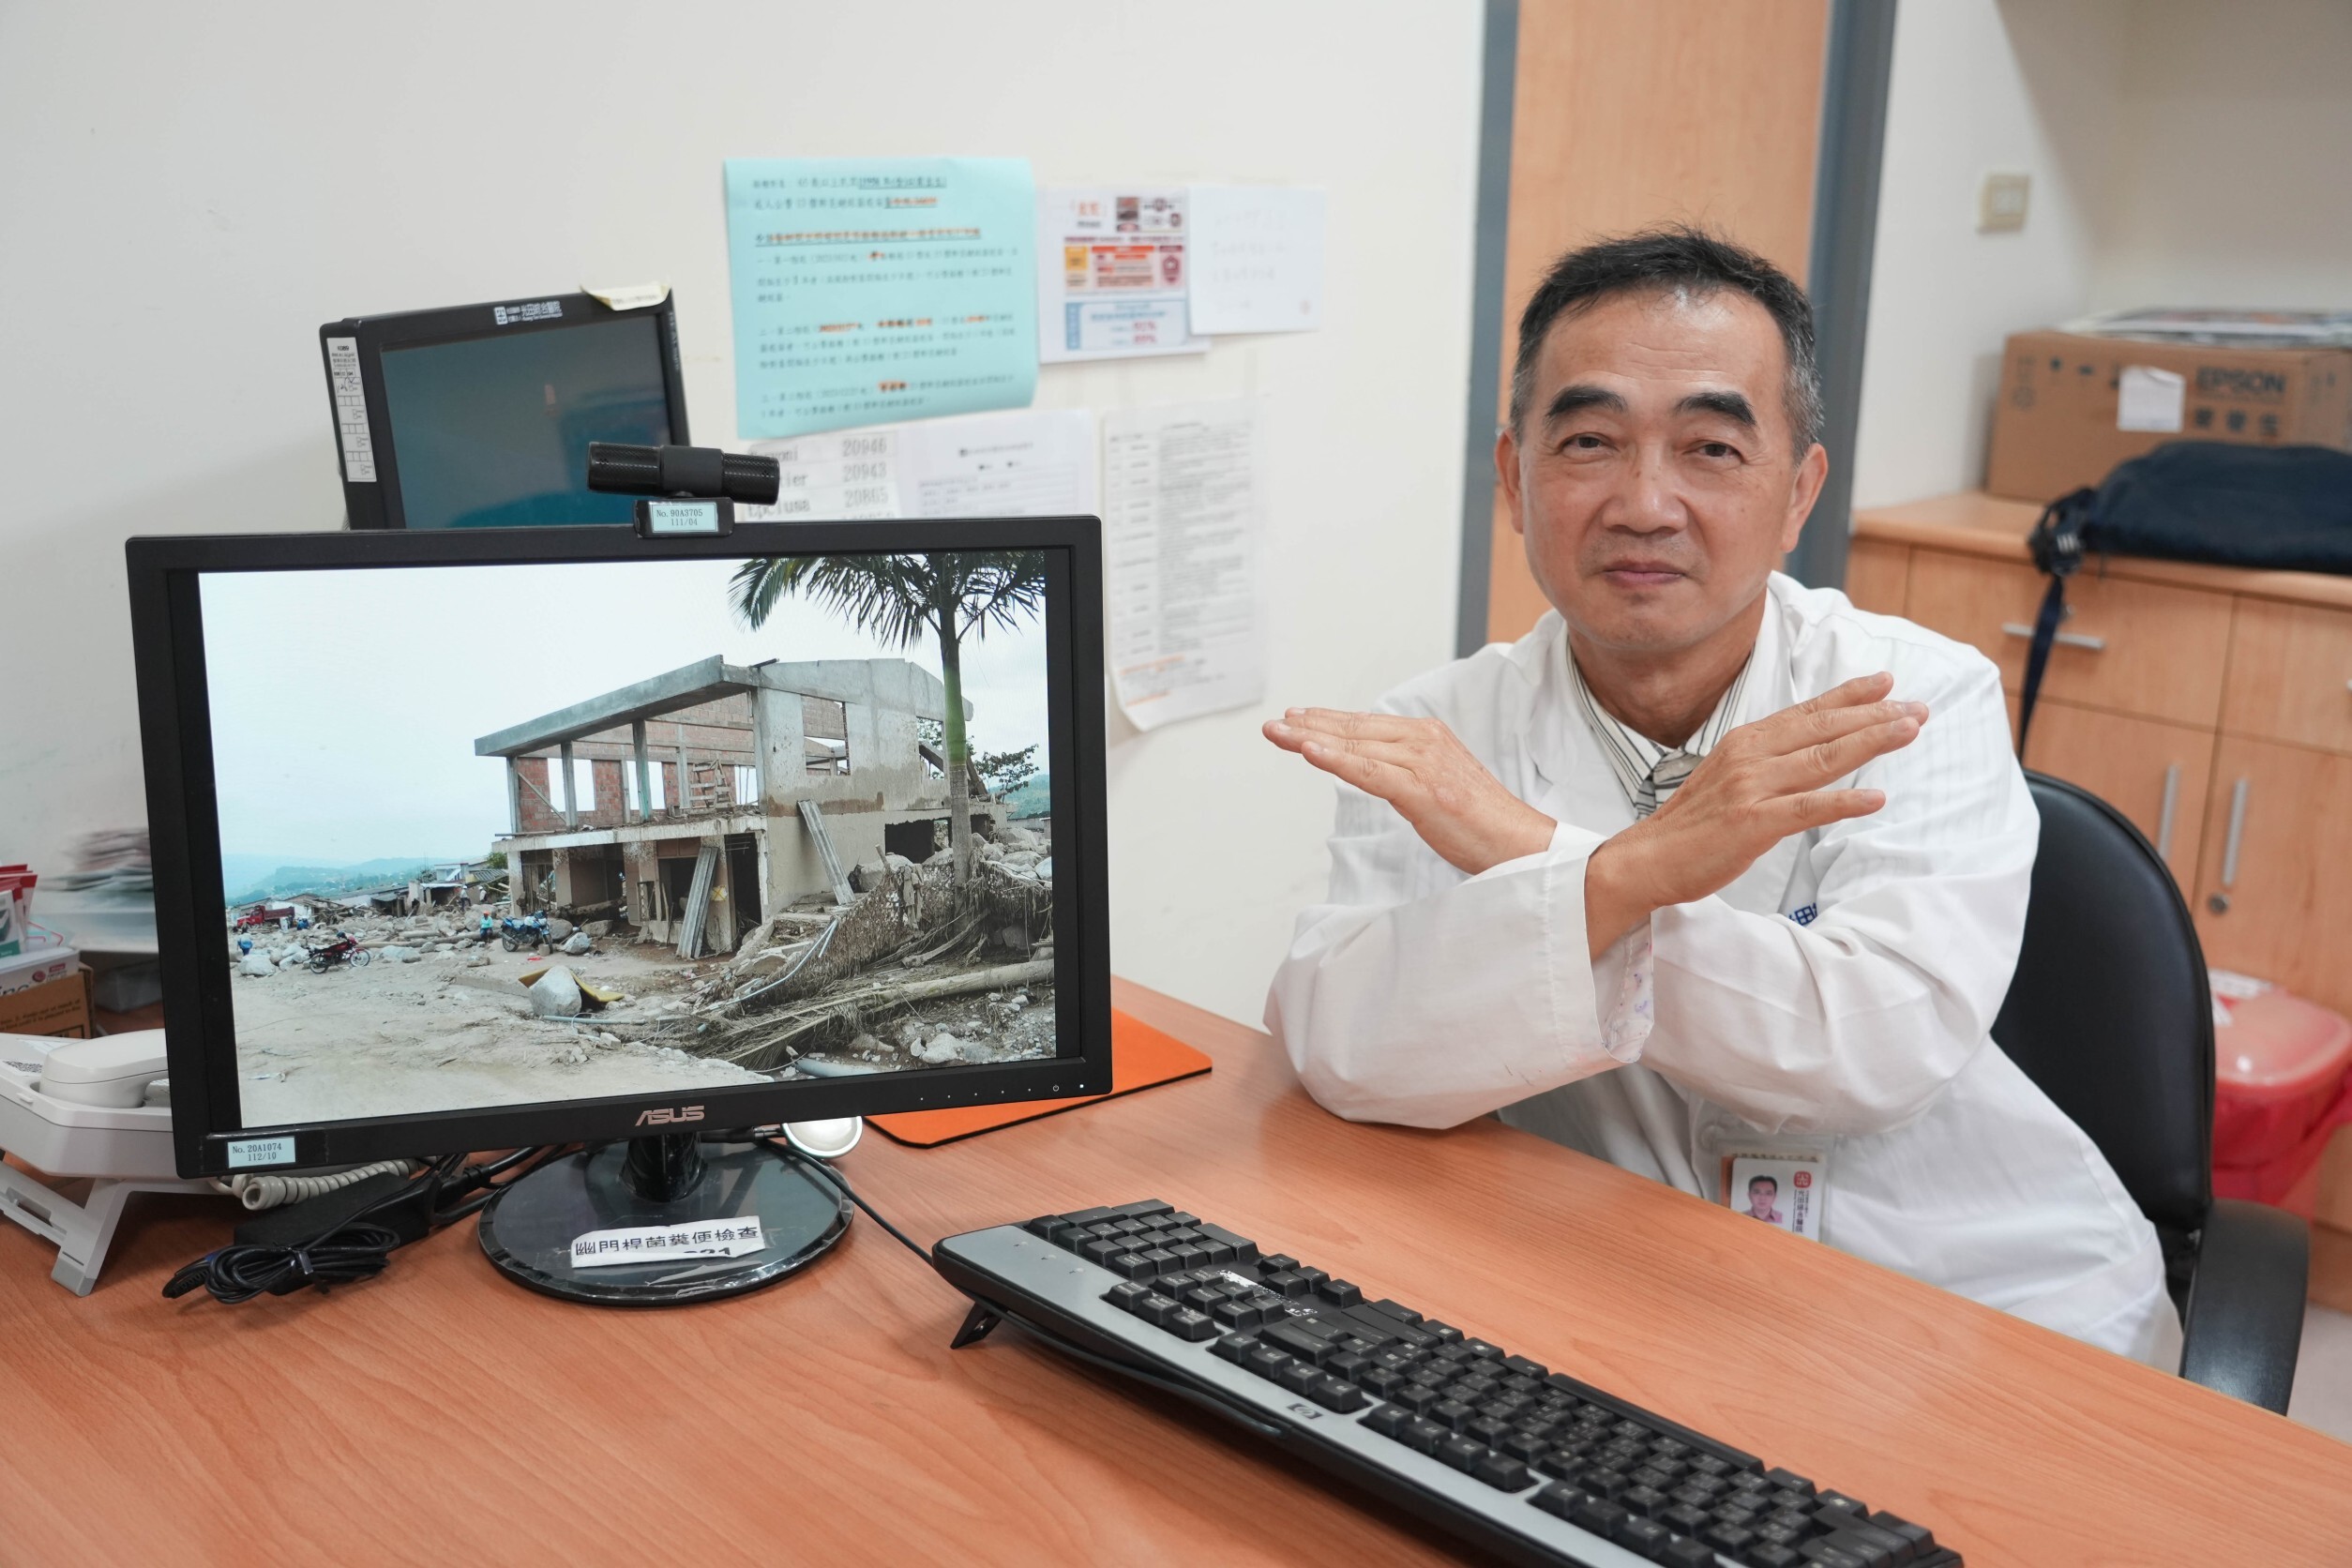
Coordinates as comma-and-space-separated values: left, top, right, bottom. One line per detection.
164, 1147, 565, 1306
768, 1138, 932, 1263
162, 1218, 408, 1304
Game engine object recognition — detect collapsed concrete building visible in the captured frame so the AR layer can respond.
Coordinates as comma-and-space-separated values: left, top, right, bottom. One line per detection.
475, 656, 1001, 957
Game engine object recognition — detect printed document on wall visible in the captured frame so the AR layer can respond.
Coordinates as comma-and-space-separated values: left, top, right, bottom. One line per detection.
1036, 188, 1203, 362
740, 408, 1096, 522
1103, 399, 1266, 731
724, 157, 1039, 439
1187, 186, 1324, 335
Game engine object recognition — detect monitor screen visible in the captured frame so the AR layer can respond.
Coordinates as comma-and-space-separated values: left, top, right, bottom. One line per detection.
194, 545, 1064, 1133
378, 315, 673, 530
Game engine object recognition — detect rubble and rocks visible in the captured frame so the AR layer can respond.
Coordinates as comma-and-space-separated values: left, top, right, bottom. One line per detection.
546, 918, 575, 942
383, 945, 421, 964
239, 953, 277, 977
529, 966, 584, 1018
561, 932, 594, 956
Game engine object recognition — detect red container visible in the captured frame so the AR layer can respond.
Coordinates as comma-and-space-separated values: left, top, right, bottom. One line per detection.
2210, 981, 2352, 1217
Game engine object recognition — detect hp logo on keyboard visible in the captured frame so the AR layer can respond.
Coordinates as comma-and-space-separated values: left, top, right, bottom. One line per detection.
1287, 1402, 1323, 1421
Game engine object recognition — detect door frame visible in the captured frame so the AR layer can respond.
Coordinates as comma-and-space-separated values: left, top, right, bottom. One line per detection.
1452, 0, 1898, 655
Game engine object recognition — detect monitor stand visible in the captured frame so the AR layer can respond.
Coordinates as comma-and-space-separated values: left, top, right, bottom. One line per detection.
476, 1134, 849, 1305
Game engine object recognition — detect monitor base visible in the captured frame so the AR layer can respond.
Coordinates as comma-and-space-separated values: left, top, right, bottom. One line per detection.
476, 1135, 849, 1305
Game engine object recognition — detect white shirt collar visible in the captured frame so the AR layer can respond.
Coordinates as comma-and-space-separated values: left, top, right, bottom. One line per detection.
1555, 591, 1780, 814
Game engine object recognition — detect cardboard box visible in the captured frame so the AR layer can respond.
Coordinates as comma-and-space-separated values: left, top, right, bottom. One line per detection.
1984, 329, 2352, 502
0, 966, 94, 1039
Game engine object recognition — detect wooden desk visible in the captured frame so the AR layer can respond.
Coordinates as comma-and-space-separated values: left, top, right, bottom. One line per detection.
5, 980, 2348, 1565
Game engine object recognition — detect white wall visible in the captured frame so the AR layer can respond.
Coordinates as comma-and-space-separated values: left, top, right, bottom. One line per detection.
1852, 0, 2352, 510
1848, 0, 2128, 509
0, 1, 1485, 1027
2091, 0, 2352, 310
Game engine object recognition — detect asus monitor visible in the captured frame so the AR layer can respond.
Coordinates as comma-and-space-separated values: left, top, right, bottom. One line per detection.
128, 517, 1108, 1302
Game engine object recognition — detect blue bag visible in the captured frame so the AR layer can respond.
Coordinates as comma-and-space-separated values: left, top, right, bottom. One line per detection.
2018, 442, 2352, 748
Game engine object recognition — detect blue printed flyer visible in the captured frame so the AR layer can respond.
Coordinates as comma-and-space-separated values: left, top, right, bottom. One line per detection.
724, 157, 1038, 439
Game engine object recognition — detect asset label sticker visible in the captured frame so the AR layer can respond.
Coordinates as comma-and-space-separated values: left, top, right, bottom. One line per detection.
643, 498, 722, 535
2118, 364, 2186, 432
324, 337, 377, 482
569, 1218, 767, 1269
225, 1135, 298, 1169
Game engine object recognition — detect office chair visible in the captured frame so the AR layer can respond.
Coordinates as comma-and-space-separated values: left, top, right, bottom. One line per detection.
1991, 771, 2308, 1412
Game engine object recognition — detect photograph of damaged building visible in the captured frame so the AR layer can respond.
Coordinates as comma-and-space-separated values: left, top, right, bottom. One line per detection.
205, 549, 1059, 1129
481, 656, 1007, 957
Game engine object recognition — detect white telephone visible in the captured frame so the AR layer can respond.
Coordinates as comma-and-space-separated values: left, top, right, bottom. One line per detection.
0, 1029, 223, 1293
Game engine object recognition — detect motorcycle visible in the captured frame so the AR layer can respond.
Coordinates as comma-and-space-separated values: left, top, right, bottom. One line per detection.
305, 930, 370, 973
499, 913, 551, 952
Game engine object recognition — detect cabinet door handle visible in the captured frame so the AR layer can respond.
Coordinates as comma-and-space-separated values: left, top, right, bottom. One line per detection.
2000, 622, 2106, 652
2222, 777, 2250, 888
2156, 763, 2179, 862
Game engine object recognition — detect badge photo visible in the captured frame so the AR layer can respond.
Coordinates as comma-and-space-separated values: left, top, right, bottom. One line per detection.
1724, 1152, 1828, 1241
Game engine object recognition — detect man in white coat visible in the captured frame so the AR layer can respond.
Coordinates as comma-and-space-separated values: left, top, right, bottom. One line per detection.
1263, 228, 2177, 1364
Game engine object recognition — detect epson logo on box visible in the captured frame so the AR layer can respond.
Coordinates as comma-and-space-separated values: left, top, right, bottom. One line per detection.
2196, 366, 2289, 401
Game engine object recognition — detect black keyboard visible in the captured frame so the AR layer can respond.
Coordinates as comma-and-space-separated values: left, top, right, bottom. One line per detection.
932, 1199, 1960, 1568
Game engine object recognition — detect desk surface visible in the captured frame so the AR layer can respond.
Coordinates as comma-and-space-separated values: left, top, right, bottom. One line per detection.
6, 979, 2350, 1566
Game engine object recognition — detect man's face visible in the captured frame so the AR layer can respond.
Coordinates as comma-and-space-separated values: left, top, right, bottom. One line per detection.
1496, 287, 1827, 658
1746, 1179, 1778, 1218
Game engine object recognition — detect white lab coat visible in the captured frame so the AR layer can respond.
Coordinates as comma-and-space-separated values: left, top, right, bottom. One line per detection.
1266, 573, 2179, 1364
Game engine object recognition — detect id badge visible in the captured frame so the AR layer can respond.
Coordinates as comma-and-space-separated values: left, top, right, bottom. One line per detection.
1720, 1148, 1828, 1241
1695, 1107, 1830, 1242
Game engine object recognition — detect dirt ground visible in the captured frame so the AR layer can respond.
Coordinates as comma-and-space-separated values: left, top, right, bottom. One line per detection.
227, 915, 1057, 1123
229, 934, 762, 1124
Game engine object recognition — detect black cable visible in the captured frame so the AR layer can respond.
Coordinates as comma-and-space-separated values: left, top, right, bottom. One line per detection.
166, 1147, 563, 1306
768, 1139, 932, 1263
436, 1145, 569, 1224
163, 1220, 404, 1304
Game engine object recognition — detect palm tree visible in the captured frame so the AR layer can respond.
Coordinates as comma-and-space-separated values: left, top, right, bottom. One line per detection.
730, 550, 1048, 882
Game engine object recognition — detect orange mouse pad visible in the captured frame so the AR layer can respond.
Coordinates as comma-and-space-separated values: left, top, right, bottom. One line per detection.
867, 1008, 1212, 1147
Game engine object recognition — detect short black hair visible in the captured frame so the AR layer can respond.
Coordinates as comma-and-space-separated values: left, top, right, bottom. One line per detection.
1748, 1175, 1778, 1191
1509, 225, 1822, 456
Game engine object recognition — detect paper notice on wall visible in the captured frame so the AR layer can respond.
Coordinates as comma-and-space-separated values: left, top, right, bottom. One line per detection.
1187, 186, 1325, 335
737, 428, 906, 520
723, 156, 1038, 439
1102, 399, 1266, 731
1035, 188, 1203, 363
740, 407, 1096, 522
2117, 365, 2187, 432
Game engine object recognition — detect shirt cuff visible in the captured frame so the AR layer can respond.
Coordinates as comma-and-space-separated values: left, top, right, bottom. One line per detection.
1597, 921, 1656, 1064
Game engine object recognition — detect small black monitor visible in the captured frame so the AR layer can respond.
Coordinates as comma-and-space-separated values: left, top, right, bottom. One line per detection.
128, 516, 1108, 1303
320, 293, 690, 530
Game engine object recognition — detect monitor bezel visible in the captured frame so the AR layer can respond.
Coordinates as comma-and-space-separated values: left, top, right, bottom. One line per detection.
128, 518, 1112, 1177
318, 292, 692, 532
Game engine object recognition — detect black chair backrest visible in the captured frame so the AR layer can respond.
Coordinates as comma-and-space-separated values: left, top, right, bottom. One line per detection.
1991, 772, 2214, 1237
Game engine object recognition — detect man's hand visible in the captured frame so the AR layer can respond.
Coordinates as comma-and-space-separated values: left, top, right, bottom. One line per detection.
1265, 709, 1555, 876
1582, 672, 1926, 957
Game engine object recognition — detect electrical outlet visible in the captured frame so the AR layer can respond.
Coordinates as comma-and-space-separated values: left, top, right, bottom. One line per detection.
1979, 172, 2030, 233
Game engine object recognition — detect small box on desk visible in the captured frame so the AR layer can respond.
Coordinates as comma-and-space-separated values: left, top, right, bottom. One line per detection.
0, 966, 95, 1039
1986, 328, 2352, 503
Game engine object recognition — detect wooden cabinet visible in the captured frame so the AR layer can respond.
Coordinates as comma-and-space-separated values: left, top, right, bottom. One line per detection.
2021, 700, 2212, 882
2192, 737, 2352, 1017
1842, 537, 1909, 615
1855, 490, 2352, 1022
2222, 598, 2352, 755
1904, 550, 2232, 730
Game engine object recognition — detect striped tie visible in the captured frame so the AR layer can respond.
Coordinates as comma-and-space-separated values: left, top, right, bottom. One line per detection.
1636, 751, 1699, 819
